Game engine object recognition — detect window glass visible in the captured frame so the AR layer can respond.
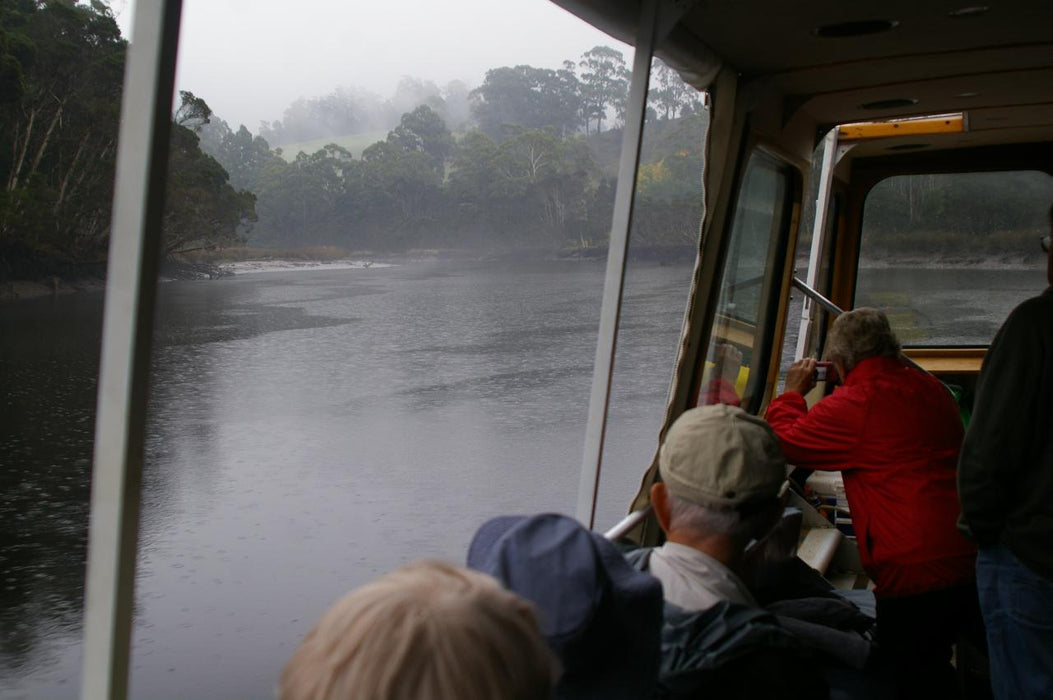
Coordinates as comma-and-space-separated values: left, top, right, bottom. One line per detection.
697, 150, 792, 411
0, 3, 685, 700
857, 171, 1053, 345
593, 63, 708, 529
776, 132, 841, 393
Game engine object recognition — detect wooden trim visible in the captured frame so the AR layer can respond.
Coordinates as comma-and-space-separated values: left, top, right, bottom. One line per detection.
902, 347, 987, 374
838, 115, 964, 141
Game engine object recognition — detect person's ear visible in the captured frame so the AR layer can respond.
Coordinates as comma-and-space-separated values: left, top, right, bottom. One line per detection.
651, 482, 672, 532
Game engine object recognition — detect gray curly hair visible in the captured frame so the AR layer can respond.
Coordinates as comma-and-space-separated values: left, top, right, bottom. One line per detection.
823, 307, 901, 374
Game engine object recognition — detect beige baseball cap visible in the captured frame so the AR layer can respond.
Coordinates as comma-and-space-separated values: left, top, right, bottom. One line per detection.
658, 404, 787, 509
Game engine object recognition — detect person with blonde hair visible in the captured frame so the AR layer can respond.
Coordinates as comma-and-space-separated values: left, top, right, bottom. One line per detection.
280, 560, 557, 700
766, 307, 979, 699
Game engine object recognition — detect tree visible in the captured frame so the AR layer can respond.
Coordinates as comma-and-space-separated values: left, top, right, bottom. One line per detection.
251, 144, 353, 247
198, 117, 285, 193
470, 65, 582, 140
162, 120, 257, 255
579, 46, 629, 133
174, 90, 211, 129
441, 79, 472, 132
447, 126, 594, 246
649, 59, 694, 120
387, 105, 453, 173
348, 139, 444, 250
0, 0, 125, 255
388, 76, 445, 122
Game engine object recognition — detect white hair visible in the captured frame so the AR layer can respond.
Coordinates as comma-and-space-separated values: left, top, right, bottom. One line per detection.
668, 494, 780, 544
280, 560, 557, 700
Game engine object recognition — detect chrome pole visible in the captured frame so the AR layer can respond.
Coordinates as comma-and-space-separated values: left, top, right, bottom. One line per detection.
80, 2, 183, 699
791, 276, 843, 317
603, 506, 653, 541
790, 277, 930, 375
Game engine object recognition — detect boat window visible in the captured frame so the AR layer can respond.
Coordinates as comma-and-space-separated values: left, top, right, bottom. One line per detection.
857, 171, 1053, 346
1, 5, 708, 699
696, 149, 793, 411
775, 136, 842, 393
593, 62, 709, 527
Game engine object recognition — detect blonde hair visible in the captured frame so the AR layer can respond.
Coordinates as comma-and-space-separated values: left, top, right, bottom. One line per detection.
279, 560, 557, 700
823, 307, 901, 373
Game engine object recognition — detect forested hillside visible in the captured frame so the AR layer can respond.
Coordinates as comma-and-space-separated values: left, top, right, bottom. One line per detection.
0, 0, 255, 281
4, 0, 1045, 285
197, 47, 707, 254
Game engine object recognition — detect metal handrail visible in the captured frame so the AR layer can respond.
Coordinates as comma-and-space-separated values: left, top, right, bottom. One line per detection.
604, 506, 653, 540
791, 277, 842, 317
790, 277, 930, 375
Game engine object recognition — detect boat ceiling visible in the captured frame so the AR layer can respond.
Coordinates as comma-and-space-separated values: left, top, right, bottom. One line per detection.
552, 1, 1053, 159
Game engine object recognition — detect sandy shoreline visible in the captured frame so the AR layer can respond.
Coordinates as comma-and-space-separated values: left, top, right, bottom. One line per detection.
3, 255, 1043, 304
0, 259, 391, 302
221, 259, 392, 275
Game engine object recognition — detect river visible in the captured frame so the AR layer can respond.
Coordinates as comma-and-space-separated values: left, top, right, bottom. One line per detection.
0, 260, 1044, 699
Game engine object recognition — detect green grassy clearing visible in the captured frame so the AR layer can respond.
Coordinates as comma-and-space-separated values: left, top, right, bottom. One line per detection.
274, 131, 388, 160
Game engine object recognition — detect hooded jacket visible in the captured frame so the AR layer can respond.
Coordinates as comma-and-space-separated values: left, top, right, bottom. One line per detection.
765, 356, 976, 598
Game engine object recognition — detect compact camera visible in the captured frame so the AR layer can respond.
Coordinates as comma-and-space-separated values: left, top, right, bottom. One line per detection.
813, 361, 839, 383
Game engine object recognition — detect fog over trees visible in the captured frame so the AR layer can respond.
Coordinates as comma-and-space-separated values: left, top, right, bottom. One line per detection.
4, 0, 1043, 283
196, 43, 707, 255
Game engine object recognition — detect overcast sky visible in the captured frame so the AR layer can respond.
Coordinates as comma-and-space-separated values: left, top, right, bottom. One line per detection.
112, 0, 628, 131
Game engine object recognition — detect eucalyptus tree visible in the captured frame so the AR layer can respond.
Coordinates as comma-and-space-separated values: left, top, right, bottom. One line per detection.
387, 105, 454, 173
578, 46, 630, 134
648, 59, 694, 120
0, 0, 125, 255
470, 65, 582, 140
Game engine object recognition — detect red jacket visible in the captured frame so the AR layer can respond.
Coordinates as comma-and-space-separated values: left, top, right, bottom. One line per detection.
765, 356, 976, 598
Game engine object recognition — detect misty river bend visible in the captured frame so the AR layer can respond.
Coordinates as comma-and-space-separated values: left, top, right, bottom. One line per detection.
0, 260, 1044, 699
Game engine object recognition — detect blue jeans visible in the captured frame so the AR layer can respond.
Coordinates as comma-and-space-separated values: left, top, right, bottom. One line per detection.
977, 544, 1053, 700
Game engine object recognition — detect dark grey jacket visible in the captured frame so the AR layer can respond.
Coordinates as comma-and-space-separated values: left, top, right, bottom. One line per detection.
959, 287, 1053, 580
624, 548, 828, 699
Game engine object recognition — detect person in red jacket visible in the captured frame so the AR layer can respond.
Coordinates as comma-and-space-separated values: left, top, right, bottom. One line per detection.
765, 307, 980, 699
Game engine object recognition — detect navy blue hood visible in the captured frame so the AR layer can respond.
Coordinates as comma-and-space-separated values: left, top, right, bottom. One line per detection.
467, 513, 664, 700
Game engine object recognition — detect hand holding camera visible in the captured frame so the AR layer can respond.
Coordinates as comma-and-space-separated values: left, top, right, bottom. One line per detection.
814, 361, 839, 383
785, 358, 839, 396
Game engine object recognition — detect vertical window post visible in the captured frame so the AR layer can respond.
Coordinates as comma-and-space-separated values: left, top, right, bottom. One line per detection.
577, 0, 694, 528
79, 2, 183, 699
795, 127, 838, 359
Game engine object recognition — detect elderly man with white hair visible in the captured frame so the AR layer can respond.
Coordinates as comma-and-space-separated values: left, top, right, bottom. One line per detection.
638, 403, 789, 612
626, 404, 827, 700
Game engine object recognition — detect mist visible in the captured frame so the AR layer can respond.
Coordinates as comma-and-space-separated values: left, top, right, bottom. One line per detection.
113, 0, 627, 135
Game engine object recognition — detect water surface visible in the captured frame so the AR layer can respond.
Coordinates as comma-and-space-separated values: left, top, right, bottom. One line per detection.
0, 260, 1044, 699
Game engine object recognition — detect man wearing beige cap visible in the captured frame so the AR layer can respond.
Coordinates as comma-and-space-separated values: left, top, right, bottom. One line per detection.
643, 403, 789, 612
624, 404, 827, 699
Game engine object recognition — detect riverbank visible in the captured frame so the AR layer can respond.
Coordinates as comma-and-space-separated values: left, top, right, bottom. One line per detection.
3, 247, 1044, 304
1, 277, 106, 302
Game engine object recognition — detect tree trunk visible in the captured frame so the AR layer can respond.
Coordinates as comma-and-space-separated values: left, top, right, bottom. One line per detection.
25, 102, 64, 186
7, 109, 36, 192
55, 130, 90, 214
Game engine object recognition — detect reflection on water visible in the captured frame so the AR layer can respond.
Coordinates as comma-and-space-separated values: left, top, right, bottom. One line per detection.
856, 267, 1047, 346
0, 261, 691, 700
0, 292, 102, 691
1, 261, 1046, 699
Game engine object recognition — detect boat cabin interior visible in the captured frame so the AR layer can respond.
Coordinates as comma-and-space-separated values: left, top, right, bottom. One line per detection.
553, 0, 1053, 569
79, 1, 1053, 698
